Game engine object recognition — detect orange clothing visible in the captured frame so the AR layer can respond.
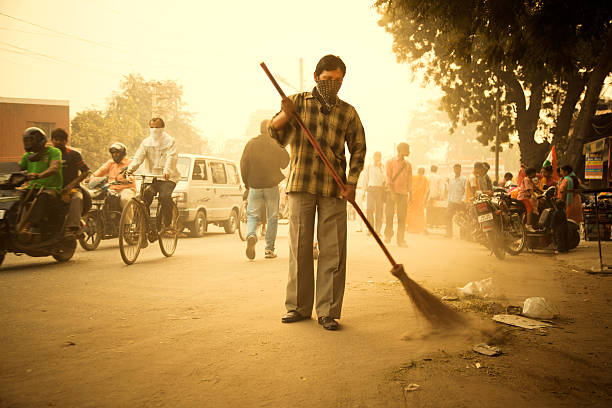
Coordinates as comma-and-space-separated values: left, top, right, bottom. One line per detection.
558, 178, 583, 223
538, 176, 554, 191
385, 157, 412, 195
406, 174, 429, 233
93, 157, 136, 191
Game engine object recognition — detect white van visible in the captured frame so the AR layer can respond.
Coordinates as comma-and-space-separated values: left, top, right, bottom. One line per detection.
175, 154, 244, 237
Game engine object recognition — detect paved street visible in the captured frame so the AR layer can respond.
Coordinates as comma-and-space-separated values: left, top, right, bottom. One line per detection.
1, 222, 611, 407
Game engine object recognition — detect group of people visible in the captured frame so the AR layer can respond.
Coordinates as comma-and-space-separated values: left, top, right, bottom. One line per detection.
357, 144, 449, 246
17, 117, 180, 241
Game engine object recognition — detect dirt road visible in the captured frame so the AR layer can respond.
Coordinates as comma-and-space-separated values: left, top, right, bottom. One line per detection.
1, 223, 610, 407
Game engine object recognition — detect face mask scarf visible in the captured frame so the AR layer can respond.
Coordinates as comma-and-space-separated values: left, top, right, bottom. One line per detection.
314, 78, 342, 114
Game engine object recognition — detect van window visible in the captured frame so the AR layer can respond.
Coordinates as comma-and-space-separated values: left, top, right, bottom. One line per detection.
210, 162, 227, 184
192, 160, 208, 181
225, 163, 239, 185
176, 157, 191, 180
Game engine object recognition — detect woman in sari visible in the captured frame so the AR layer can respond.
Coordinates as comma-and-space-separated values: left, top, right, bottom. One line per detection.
406, 167, 430, 233
558, 165, 583, 223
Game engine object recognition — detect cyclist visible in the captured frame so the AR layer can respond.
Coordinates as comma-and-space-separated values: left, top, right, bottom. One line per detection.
92, 142, 136, 209
126, 118, 180, 230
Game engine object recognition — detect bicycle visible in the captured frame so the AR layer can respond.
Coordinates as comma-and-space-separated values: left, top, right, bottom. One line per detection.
118, 175, 179, 265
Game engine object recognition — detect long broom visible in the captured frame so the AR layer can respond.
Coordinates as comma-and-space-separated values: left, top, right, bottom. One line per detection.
261, 62, 464, 327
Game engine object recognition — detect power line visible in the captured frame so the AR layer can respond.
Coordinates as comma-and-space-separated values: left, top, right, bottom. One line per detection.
0, 11, 124, 51
0, 41, 120, 77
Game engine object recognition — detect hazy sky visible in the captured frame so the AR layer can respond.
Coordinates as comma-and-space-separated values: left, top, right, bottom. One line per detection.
0, 0, 440, 157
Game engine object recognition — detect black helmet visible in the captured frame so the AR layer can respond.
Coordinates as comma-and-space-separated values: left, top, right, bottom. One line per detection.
109, 142, 127, 163
23, 127, 48, 161
23, 127, 47, 153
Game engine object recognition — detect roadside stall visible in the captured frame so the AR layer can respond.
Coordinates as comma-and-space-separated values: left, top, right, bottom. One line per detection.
582, 137, 612, 242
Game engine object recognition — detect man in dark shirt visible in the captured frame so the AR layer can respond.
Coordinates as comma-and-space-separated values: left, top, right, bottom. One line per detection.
51, 128, 90, 231
240, 120, 290, 260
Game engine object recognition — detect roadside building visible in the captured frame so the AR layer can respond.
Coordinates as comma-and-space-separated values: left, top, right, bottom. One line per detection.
0, 97, 70, 162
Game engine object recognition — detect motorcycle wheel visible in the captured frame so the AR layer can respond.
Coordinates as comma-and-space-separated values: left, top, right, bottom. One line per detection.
568, 228, 580, 250
79, 211, 102, 251
53, 239, 77, 262
505, 216, 526, 255
487, 231, 506, 260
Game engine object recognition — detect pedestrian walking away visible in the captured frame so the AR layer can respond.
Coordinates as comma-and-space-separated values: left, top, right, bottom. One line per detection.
384, 142, 412, 246
362, 151, 385, 234
240, 119, 290, 260
270, 54, 366, 331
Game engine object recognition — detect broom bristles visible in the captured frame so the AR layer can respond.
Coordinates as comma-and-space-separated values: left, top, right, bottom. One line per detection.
392, 264, 464, 327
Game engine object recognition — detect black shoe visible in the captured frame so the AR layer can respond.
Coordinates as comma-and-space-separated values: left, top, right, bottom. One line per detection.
318, 316, 339, 330
281, 310, 309, 323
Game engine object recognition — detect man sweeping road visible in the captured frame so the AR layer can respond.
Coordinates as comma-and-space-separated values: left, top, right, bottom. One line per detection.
269, 54, 366, 331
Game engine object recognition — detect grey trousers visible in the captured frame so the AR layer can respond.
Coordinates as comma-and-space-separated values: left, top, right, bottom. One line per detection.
67, 190, 83, 228
285, 192, 347, 319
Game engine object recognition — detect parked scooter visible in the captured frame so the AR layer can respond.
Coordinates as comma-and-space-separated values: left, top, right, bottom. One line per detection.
79, 176, 132, 250
525, 186, 580, 251
469, 189, 527, 260
0, 162, 81, 267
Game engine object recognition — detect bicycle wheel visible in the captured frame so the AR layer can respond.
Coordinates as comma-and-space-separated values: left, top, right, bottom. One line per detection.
238, 201, 248, 241
119, 199, 145, 265
159, 201, 179, 257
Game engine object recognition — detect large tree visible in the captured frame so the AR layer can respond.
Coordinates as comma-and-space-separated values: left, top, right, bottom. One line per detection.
376, 0, 612, 168
71, 74, 208, 169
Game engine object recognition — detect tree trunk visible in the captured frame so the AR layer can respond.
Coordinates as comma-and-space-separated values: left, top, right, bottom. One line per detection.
552, 72, 586, 163
566, 27, 612, 170
501, 70, 549, 168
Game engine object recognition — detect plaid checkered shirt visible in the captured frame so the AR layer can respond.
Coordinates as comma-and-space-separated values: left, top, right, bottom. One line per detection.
269, 91, 367, 198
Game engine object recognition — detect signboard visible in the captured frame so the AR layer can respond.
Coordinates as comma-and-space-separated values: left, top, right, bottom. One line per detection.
585, 153, 603, 180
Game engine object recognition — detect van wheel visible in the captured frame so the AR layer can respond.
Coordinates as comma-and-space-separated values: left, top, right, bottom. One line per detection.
190, 210, 207, 237
224, 209, 238, 234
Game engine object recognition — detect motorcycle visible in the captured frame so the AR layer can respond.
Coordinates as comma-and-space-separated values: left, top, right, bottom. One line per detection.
525, 186, 581, 251
79, 176, 132, 250
0, 162, 80, 267
470, 189, 527, 260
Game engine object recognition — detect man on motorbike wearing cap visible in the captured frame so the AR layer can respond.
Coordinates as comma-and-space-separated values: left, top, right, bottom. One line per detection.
18, 127, 63, 235
126, 117, 180, 230
93, 142, 136, 209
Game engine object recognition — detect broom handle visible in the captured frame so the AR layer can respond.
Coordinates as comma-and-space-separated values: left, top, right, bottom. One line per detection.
260, 62, 398, 268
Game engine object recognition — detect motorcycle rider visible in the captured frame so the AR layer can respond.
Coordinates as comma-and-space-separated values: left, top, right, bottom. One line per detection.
126, 118, 180, 229
92, 142, 136, 209
18, 127, 63, 235
51, 128, 91, 233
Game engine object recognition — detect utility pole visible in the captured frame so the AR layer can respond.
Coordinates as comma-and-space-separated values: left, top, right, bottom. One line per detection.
299, 58, 304, 92
495, 94, 500, 185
